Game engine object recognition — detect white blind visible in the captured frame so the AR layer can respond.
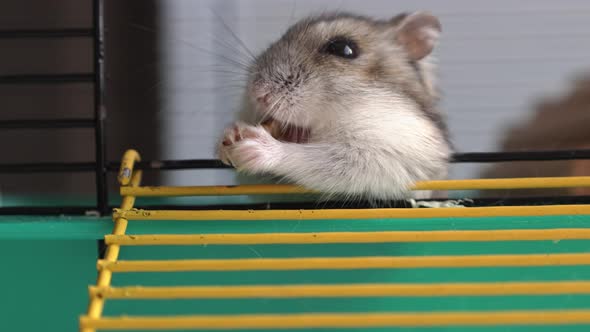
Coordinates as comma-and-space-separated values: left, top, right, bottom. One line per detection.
160, 0, 590, 185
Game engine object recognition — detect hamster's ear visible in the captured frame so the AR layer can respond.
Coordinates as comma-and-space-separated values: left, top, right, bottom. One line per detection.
392, 12, 441, 61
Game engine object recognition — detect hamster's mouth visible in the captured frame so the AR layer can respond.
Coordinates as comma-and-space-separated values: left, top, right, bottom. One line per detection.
261, 118, 310, 144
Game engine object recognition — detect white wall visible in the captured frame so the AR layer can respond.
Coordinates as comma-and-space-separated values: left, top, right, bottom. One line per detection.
160, 0, 590, 185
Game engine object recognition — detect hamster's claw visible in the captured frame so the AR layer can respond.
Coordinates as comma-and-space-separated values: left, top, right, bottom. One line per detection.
218, 122, 262, 167
218, 125, 240, 166
218, 122, 282, 174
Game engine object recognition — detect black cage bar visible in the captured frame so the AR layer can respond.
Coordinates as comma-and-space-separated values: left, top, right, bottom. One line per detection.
93, 0, 108, 215
0, 0, 109, 215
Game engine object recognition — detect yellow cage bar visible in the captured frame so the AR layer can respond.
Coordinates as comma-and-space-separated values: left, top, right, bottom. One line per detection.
112, 204, 590, 220
82, 150, 142, 332
96, 253, 590, 273
120, 176, 590, 197
105, 228, 590, 246
81, 310, 590, 330
89, 281, 590, 299
80, 149, 590, 332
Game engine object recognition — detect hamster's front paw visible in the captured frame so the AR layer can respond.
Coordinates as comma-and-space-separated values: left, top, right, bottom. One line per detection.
218, 122, 283, 174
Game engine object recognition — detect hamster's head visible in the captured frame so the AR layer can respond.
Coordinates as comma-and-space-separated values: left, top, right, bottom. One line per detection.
246, 11, 443, 142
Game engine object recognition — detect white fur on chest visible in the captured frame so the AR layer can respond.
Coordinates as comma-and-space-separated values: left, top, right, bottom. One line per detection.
274, 93, 450, 200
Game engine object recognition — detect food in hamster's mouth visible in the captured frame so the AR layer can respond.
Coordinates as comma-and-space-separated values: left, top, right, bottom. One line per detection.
261, 118, 310, 143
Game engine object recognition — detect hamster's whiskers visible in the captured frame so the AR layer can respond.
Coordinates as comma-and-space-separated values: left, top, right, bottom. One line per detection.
209, 8, 257, 61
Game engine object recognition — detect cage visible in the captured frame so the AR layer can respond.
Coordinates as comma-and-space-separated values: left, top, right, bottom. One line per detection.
1, 1, 590, 332
77, 149, 590, 332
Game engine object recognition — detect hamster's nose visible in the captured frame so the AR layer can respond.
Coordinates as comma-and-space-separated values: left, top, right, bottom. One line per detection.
251, 82, 272, 108
256, 92, 271, 107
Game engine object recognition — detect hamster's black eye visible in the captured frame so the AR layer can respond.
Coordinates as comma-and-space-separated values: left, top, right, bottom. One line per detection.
322, 37, 359, 59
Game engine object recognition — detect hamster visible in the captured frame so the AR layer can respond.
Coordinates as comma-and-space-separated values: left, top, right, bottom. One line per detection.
218, 11, 451, 201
